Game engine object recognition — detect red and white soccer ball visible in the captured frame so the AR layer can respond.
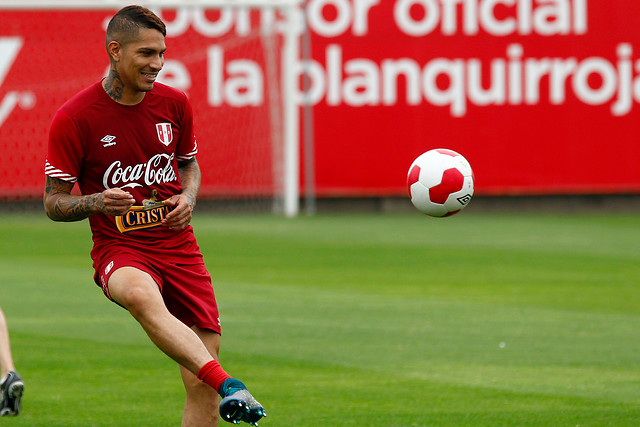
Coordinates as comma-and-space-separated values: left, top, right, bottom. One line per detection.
407, 149, 474, 217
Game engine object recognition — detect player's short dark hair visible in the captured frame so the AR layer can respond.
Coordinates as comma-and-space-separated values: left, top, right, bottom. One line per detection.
106, 5, 166, 48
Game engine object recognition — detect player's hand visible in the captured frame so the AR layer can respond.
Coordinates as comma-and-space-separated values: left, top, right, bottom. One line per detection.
163, 194, 193, 231
98, 188, 135, 216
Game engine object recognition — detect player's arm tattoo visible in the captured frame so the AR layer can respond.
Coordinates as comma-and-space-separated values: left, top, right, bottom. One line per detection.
177, 158, 201, 209
43, 176, 100, 222
103, 68, 124, 102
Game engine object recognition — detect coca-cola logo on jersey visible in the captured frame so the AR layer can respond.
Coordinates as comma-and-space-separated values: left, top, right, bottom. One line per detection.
102, 153, 177, 189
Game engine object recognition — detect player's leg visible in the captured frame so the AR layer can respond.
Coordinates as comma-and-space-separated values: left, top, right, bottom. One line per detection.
107, 267, 214, 374
0, 308, 14, 379
0, 308, 23, 417
164, 262, 266, 426
178, 327, 266, 426
179, 327, 220, 427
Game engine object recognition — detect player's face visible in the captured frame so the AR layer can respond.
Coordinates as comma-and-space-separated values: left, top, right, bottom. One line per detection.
117, 28, 166, 95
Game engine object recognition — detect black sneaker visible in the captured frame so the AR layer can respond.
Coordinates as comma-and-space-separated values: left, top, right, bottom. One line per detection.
219, 378, 266, 426
0, 371, 24, 416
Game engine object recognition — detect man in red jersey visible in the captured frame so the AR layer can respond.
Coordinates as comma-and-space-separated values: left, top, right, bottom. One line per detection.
43, 6, 264, 426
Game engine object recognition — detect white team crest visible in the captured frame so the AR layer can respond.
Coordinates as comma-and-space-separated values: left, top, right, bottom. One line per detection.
155, 123, 173, 146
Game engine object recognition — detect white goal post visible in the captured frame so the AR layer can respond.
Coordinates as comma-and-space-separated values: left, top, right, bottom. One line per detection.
0, 0, 302, 217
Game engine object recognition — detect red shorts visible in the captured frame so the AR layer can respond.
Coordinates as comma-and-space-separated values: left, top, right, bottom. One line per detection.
94, 248, 221, 334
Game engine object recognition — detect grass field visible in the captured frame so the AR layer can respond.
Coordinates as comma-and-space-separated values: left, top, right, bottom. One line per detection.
0, 211, 639, 426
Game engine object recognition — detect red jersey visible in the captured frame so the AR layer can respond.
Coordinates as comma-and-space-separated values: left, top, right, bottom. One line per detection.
46, 81, 203, 264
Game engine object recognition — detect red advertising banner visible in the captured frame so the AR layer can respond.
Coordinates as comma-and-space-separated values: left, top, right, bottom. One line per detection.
0, 1, 639, 200
305, 0, 640, 196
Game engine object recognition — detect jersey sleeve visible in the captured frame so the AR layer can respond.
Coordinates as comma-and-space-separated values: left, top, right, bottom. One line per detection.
176, 96, 198, 162
45, 109, 83, 183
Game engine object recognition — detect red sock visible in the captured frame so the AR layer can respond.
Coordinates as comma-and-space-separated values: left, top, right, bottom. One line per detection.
197, 360, 232, 394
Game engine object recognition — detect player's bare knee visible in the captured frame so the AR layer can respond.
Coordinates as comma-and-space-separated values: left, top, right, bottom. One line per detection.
113, 280, 158, 313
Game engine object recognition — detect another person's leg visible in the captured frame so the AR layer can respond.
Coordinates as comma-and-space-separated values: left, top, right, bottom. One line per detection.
0, 308, 15, 379
0, 308, 23, 417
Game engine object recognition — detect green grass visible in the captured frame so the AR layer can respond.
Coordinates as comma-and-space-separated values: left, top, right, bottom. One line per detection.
0, 211, 639, 426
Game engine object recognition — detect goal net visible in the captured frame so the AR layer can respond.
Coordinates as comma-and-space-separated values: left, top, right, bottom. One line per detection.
0, 0, 300, 215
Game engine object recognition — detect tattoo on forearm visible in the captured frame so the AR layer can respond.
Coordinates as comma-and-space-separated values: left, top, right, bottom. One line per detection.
44, 176, 98, 222
54, 194, 99, 221
178, 159, 201, 208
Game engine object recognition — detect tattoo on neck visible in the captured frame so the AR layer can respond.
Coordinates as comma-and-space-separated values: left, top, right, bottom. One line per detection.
104, 70, 124, 101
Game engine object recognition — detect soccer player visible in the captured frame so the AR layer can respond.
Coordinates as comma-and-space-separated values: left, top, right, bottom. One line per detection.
0, 307, 23, 416
43, 6, 264, 426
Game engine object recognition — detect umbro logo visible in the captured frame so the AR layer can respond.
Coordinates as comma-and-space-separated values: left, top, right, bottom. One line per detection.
101, 135, 117, 147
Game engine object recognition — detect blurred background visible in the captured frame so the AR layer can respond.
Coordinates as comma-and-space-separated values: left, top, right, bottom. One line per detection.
1, 0, 639, 213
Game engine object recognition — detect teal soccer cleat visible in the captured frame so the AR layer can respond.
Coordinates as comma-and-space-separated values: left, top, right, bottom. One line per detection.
219, 378, 266, 426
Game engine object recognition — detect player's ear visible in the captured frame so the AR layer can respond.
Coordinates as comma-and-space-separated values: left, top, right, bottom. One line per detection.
107, 41, 122, 62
